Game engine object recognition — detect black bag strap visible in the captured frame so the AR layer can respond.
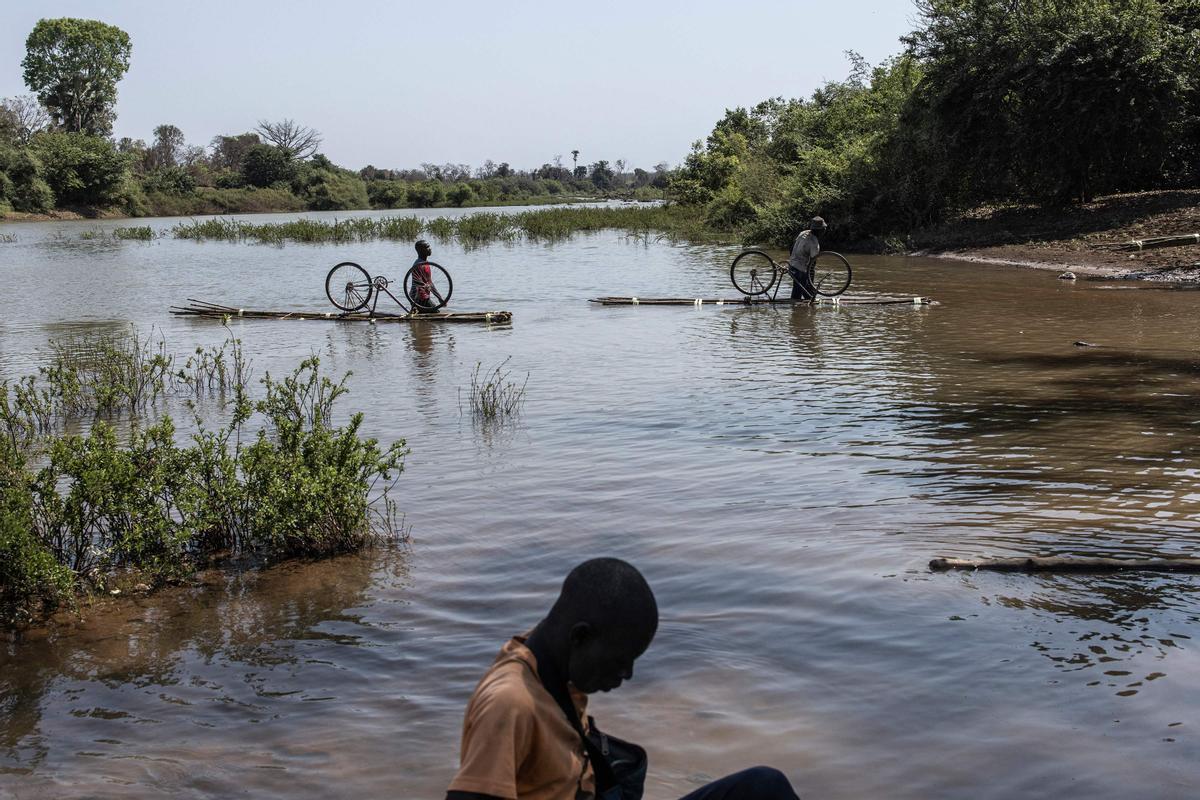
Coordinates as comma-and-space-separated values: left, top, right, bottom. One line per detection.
518, 659, 617, 791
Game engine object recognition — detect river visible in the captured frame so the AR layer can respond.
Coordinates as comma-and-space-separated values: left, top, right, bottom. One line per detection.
1, 206, 1197, 799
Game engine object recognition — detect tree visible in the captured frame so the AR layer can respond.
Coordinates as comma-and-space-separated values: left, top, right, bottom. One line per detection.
589, 160, 614, 190
0, 96, 50, 145
240, 143, 294, 187
22, 18, 131, 136
0, 144, 54, 212
571, 149, 580, 171
447, 182, 474, 206
30, 131, 130, 207
254, 119, 321, 160
209, 132, 260, 171
146, 124, 186, 170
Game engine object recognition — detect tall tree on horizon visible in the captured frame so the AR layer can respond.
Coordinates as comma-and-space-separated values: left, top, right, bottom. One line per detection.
22, 18, 131, 137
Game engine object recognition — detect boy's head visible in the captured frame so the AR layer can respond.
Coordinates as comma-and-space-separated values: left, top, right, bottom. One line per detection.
545, 558, 658, 694
809, 216, 827, 237
415, 239, 432, 259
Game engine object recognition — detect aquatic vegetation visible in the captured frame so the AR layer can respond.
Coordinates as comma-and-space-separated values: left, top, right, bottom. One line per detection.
467, 358, 527, 422
168, 205, 710, 247
42, 328, 175, 416
0, 233, 14, 243
176, 334, 251, 398
112, 225, 155, 240
423, 216, 455, 241
0, 330, 407, 628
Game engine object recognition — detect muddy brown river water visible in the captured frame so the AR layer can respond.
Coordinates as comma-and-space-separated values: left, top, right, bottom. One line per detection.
1, 207, 1198, 799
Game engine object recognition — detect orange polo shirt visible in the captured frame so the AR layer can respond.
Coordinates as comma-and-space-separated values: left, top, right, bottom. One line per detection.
448, 635, 596, 800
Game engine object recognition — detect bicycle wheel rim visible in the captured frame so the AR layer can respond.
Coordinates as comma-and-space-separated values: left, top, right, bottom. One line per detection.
730, 251, 778, 296
404, 261, 453, 310
812, 251, 851, 297
326, 262, 373, 311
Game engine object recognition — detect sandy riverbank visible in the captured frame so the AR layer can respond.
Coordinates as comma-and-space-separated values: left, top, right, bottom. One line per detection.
910, 188, 1200, 281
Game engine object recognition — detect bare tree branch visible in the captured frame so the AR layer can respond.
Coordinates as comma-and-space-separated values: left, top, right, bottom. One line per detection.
0, 95, 51, 144
255, 118, 322, 160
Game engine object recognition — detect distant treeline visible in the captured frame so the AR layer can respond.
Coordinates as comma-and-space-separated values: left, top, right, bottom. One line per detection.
0, 18, 670, 219
670, 0, 1200, 247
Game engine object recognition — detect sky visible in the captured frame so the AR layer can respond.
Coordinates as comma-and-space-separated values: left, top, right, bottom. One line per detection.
1, 1, 919, 172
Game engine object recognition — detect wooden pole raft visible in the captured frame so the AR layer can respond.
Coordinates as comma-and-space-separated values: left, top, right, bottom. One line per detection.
171, 299, 511, 324
930, 556, 1200, 573
589, 294, 937, 306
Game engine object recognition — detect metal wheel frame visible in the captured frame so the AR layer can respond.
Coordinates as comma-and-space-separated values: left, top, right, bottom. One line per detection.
729, 250, 780, 297
325, 262, 374, 312
812, 251, 852, 297
403, 261, 454, 311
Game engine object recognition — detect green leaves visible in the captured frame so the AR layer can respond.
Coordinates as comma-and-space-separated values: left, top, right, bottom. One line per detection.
1, 335, 407, 629
22, 18, 131, 136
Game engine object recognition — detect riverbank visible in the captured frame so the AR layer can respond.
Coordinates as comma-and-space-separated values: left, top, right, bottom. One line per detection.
910, 189, 1200, 281
0, 192, 660, 224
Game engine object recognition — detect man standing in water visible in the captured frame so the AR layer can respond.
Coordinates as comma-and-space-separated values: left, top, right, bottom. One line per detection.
787, 216, 826, 300
411, 239, 441, 313
445, 558, 802, 800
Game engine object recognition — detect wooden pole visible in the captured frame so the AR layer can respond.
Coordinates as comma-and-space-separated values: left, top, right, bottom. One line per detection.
930, 556, 1200, 573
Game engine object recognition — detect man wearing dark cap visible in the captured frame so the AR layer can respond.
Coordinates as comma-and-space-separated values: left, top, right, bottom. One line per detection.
787, 217, 827, 301
446, 557, 801, 800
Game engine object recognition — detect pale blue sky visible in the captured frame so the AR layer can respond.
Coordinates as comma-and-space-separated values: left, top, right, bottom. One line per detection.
1, 1, 919, 171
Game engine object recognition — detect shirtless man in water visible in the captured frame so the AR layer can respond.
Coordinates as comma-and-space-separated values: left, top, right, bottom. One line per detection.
446, 558, 802, 800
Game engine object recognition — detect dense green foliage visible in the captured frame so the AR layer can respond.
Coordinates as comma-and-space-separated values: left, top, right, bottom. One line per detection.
30, 131, 131, 207
0, 331, 407, 628
22, 18, 131, 137
673, 0, 1200, 247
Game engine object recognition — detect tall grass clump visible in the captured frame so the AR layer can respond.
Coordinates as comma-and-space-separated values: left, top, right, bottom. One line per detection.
378, 216, 423, 240
113, 225, 156, 240
43, 328, 175, 416
0, 331, 407, 628
0, 233, 15, 243
168, 205, 712, 247
467, 358, 527, 422
455, 213, 517, 246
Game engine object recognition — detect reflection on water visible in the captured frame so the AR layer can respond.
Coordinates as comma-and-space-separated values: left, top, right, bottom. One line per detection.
2, 210, 1199, 799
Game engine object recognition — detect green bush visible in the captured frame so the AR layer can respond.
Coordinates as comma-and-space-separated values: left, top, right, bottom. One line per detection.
30, 131, 131, 207
0, 444, 73, 627
240, 359, 405, 557
297, 166, 370, 211
406, 180, 446, 207
447, 182, 474, 206
241, 143, 294, 188
0, 332, 408, 628
142, 166, 197, 195
0, 143, 55, 212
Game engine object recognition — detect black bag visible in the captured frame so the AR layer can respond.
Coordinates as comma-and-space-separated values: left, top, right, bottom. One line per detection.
585, 716, 647, 800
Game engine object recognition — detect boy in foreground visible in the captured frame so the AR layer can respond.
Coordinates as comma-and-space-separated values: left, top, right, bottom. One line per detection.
446, 558, 801, 800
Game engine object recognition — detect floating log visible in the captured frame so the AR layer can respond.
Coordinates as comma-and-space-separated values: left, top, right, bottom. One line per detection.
1120, 233, 1200, 251
588, 294, 937, 307
930, 556, 1200, 573
171, 299, 511, 324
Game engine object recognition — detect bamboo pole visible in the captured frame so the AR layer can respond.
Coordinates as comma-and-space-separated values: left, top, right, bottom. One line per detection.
930, 556, 1200, 573
1120, 233, 1200, 251
171, 302, 511, 324
588, 295, 938, 306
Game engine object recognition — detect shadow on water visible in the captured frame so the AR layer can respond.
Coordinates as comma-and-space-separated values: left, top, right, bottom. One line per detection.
0, 550, 405, 779
983, 572, 1200, 696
